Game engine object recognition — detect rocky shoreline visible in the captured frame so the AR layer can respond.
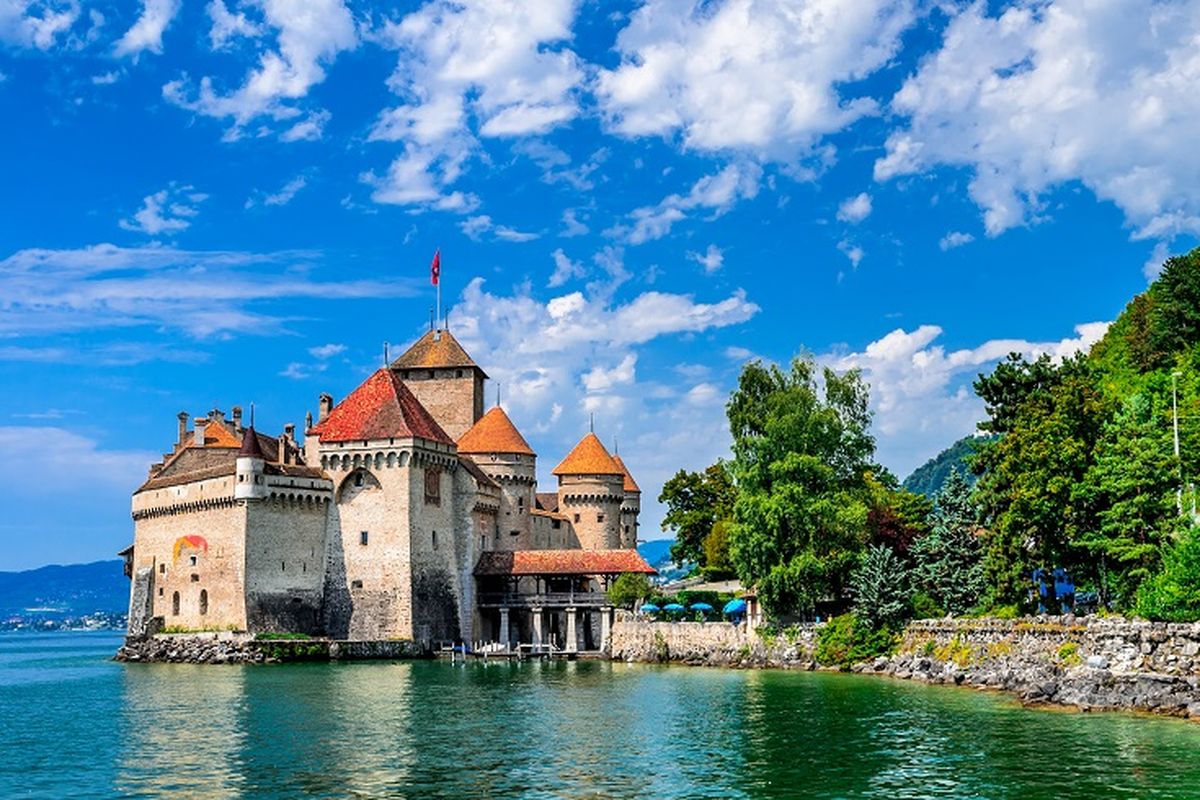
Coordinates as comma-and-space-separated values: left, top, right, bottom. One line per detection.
609, 614, 1200, 720
115, 633, 426, 664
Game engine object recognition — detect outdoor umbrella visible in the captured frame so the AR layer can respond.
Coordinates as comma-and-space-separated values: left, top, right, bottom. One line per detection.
722, 599, 748, 615
640, 603, 661, 613
690, 602, 715, 612
663, 603, 686, 612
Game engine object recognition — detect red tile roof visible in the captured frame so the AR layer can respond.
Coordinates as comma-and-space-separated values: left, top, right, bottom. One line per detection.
552, 432, 624, 476
457, 406, 535, 455
391, 328, 486, 375
474, 549, 656, 576
310, 368, 454, 444
611, 454, 641, 494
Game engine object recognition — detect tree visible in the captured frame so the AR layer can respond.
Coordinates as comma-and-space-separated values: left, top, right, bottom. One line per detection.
660, 462, 736, 568
726, 357, 879, 617
912, 468, 984, 615
866, 482, 932, 556
1072, 393, 1180, 606
608, 572, 653, 610
702, 519, 735, 578
850, 544, 911, 629
1136, 525, 1200, 622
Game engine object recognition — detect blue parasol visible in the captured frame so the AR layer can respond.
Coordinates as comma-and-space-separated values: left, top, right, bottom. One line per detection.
690, 602, 715, 612
722, 599, 748, 615
639, 603, 661, 613
663, 603, 686, 612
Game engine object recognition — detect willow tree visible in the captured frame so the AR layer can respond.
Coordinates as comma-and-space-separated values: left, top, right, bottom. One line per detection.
726, 357, 879, 617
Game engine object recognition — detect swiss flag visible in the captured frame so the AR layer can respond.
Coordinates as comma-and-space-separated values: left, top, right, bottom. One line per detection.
430, 249, 441, 285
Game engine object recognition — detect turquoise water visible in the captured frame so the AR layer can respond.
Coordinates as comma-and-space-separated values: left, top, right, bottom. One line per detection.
4, 633, 1200, 798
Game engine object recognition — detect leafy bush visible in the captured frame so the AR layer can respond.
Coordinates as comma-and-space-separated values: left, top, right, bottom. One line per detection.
814, 614, 897, 670
1136, 526, 1200, 621
910, 591, 945, 619
850, 544, 911, 629
1057, 641, 1082, 666
608, 572, 654, 610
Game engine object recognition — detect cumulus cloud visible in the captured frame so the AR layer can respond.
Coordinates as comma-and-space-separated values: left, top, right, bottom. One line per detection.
837, 192, 872, 224
0, 0, 81, 50
548, 248, 586, 288
939, 231, 974, 251
163, 0, 356, 140
838, 240, 864, 268
827, 320, 1111, 477
0, 243, 421, 338
596, 0, 916, 160
689, 244, 724, 274
613, 162, 762, 244
876, 0, 1200, 241
207, 0, 260, 49
367, 0, 582, 209
460, 215, 539, 243
560, 209, 588, 238
114, 0, 179, 57
119, 184, 207, 235
246, 174, 307, 208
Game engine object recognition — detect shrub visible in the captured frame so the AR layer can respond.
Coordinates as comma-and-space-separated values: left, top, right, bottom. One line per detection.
608, 572, 654, 610
988, 604, 1020, 620
1136, 527, 1200, 621
1057, 641, 1082, 667
814, 614, 898, 670
910, 592, 945, 619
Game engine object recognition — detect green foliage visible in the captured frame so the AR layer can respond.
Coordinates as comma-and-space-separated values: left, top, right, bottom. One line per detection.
1057, 641, 1082, 667
607, 572, 654, 610
910, 592, 945, 619
1136, 526, 1200, 621
850, 544, 911, 629
255, 632, 312, 640
911, 469, 985, 615
727, 357, 879, 617
902, 435, 992, 497
701, 519, 735, 578
814, 614, 897, 670
659, 462, 736, 568
865, 483, 932, 554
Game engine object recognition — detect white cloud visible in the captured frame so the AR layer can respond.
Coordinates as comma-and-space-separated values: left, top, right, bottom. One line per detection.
246, 175, 307, 208
876, 0, 1200, 241
0, 243, 421, 338
582, 354, 637, 393
460, 215, 539, 243
0, 426, 155, 489
838, 240, 864, 268
837, 192, 872, 224
368, 0, 582, 209
560, 209, 588, 238
92, 70, 120, 85
827, 320, 1111, 477
548, 248, 586, 288
939, 231, 974, 251
688, 244, 724, 275
163, 0, 356, 140
119, 184, 207, 235
615, 162, 762, 244
308, 342, 345, 359
597, 0, 916, 159
207, 0, 260, 49
0, 0, 81, 50
114, 0, 179, 57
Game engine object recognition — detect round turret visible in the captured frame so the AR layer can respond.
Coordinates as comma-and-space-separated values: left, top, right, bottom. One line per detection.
235, 427, 268, 501
553, 433, 625, 550
458, 406, 537, 547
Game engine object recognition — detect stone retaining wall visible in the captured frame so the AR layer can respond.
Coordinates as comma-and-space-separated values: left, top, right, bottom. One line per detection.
610, 614, 1200, 719
115, 633, 428, 664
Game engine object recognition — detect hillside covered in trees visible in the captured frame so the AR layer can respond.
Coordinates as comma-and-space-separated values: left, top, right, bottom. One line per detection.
659, 247, 1200, 631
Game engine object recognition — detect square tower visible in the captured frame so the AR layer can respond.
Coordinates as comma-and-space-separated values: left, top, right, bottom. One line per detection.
391, 328, 487, 441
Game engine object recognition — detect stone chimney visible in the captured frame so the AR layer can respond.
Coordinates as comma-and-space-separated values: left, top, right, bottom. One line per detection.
193, 416, 208, 447
319, 393, 333, 422
304, 410, 314, 432
278, 434, 289, 465
232, 406, 243, 432
177, 412, 189, 447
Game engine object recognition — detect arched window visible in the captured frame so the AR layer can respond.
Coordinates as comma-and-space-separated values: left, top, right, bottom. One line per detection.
199, 589, 208, 616
171, 591, 180, 616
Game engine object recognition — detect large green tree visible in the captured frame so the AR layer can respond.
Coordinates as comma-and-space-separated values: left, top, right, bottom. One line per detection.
659, 461, 736, 568
726, 357, 879, 616
911, 468, 984, 615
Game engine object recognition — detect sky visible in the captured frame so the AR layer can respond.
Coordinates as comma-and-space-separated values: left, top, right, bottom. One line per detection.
1, 0, 1198, 570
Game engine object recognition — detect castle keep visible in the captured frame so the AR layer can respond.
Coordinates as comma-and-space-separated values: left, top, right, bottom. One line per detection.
123, 329, 653, 651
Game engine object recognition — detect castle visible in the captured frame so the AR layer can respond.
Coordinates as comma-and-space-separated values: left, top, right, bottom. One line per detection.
123, 328, 654, 651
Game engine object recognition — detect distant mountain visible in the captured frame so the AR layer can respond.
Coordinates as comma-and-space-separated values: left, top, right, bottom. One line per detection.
902, 436, 994, 498
638, 539, 675, 569
0, 560, 128, 618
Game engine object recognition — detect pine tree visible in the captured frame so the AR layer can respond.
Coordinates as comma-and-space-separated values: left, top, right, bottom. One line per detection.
912, 468, 984, 615
850, 544, 910, 629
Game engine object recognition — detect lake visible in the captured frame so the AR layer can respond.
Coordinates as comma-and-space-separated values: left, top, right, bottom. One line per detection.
3, 631, 1200, 798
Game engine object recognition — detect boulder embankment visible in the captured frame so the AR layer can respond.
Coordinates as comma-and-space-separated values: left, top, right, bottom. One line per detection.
115, 633, 425, 664
610, 614, 1200, 719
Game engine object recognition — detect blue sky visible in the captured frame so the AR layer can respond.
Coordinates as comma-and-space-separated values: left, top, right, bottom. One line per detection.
1, 0, 1197, 570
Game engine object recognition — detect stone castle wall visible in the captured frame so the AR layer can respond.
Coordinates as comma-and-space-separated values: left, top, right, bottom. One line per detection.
401, 368, 483, 441
130, 474, 248, 631
610, 614, 1200, 718
244, 492, 329, 634
406, 455, 466, 645
557, 475, 624, 550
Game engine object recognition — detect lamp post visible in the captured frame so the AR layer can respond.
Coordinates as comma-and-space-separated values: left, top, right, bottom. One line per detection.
1174, 371, 1183, 515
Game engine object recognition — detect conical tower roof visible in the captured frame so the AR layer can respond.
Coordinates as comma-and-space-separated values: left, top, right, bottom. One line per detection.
310, 368, 453, 444
552, 432, 624, 476
611, 454, 641, 493
238, 425, 266, 457
391, 328, 488, 377
457, 406, 535, 455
